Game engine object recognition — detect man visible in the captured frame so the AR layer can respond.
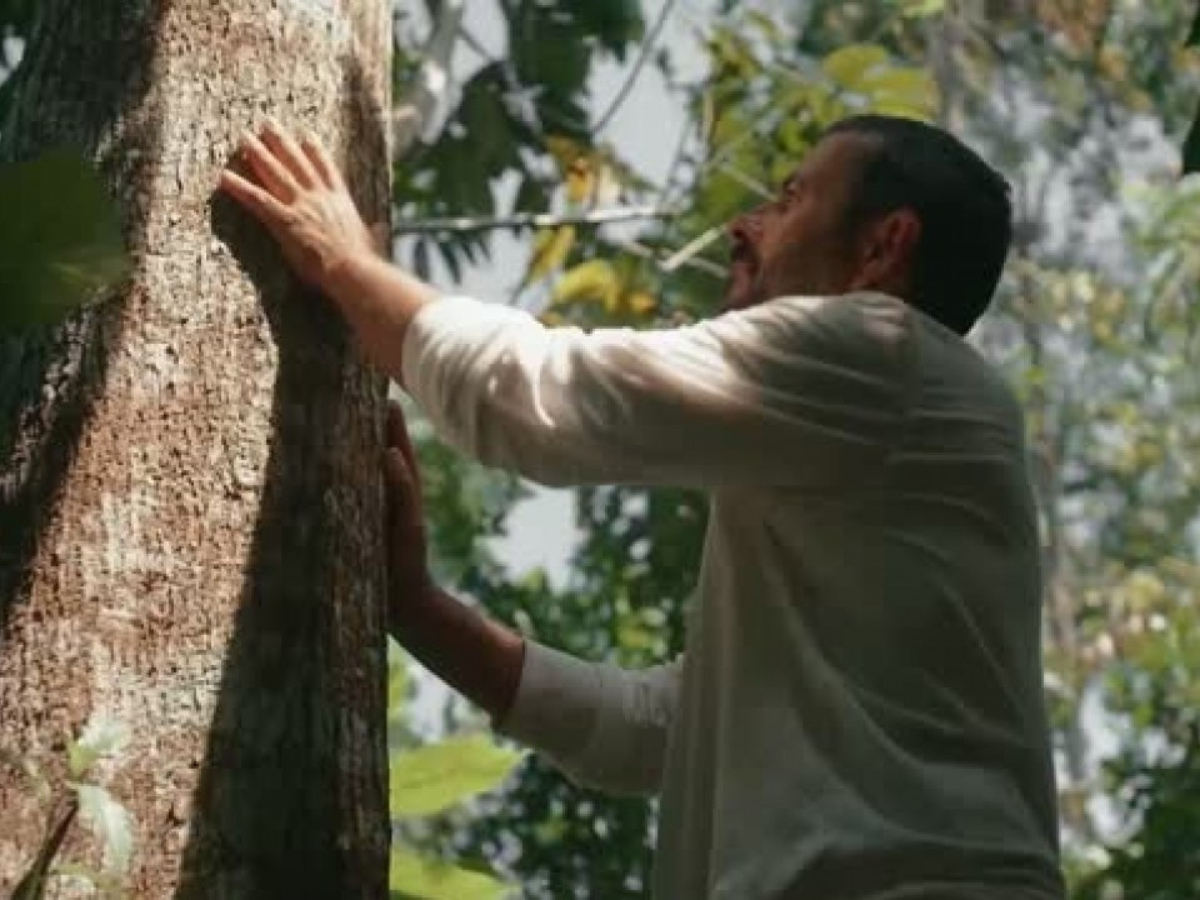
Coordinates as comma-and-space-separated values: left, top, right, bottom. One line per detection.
220, 115, 1065, 899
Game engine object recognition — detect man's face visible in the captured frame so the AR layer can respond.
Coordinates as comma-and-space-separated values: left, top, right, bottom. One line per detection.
723, 132, 874, 311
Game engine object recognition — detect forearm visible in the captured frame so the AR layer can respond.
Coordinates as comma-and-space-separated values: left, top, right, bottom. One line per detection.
498, 644, 681, 796
391, 581, 677, 796
389, 585, 525, 721
322, 251, 438, 385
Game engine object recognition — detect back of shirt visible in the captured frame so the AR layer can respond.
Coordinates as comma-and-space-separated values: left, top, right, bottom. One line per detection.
653, 294, 1063, 899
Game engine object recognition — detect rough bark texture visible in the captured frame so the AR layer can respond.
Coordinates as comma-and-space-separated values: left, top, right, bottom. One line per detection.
0, 2, 393, 897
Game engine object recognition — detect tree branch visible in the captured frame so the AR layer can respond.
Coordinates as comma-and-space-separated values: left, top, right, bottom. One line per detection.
394, 205, 678, 235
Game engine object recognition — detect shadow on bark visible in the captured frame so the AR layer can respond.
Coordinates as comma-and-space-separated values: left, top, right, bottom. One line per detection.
0, 2, 167, 642
173, 58, 391, 900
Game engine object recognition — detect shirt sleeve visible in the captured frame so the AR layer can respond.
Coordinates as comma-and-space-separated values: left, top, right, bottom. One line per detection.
401, 292, 912, 489
494, 641, 683, 797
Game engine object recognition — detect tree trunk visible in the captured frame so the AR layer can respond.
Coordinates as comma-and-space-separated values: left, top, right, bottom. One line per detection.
0, 2, 392, 897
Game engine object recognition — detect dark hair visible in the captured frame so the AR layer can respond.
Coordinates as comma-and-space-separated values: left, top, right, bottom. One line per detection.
824, 115, 1013, 335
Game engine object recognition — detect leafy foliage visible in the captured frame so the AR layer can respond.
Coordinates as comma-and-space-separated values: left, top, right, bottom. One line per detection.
389, 851, 509, 900
0, 0, 34, 129
393, 1, 647, 284
1183, 2, 1200, 173
387, 638, 521, 899
391, 735, 523, 819
3, 711, 136, 900
0, 151, 129, 330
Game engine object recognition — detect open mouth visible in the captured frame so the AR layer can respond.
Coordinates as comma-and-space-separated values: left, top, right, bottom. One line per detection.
729, 240, 757, 273
726, 226, 758, 268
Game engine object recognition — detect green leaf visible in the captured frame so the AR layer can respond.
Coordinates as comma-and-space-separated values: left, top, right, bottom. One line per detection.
901, 0, 946, 18
389, 851, 510, 900
390, 735, 523, 818
10, 804, 79, 900
521, 226, 576, 287
0, 150, 129, 330
574, 0, 646, 61
75, 785, 134, 876
511, 10, 591, 98
551, 260, 621, 310
708, 27, 760, 79
0, 748, 52, 805
745, 9, 783, 41
456, 68, 521, 178
1183, 102, 1200, 177
860, 66, 939, 120
821, 44, 889, 91
387, 639, 409, 722
68, 712, 130, 779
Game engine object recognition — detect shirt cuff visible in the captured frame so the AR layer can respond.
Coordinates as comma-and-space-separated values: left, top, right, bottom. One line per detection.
493, 641, 606, 763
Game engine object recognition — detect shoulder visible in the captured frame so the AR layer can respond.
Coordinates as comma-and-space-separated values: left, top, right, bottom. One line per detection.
723, 291, 914, 370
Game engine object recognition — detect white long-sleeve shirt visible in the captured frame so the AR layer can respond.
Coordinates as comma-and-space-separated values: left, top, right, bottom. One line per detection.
402, 292, 1065, 900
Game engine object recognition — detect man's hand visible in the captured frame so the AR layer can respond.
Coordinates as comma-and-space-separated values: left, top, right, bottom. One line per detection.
384, 400, 434, 620
218, 120, 436, 382
381, 400, 526, 719
219, 121, 378, 292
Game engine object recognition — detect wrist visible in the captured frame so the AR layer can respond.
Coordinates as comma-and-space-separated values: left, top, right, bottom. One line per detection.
320, 246, 378, 306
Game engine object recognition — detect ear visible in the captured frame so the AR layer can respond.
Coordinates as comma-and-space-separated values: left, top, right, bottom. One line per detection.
850, 209, 921, 294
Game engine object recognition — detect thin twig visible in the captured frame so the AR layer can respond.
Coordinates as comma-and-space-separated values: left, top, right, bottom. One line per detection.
661, 225, 725, 272
592, 0, 680, 135
614, 237, 727, 279
394, 205, 677, 235
716, 161, 774, 200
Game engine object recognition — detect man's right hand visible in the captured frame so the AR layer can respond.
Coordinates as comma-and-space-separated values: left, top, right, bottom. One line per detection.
220, 122, 379, 294
221, 122, 438, 386
384, 400, 434, 623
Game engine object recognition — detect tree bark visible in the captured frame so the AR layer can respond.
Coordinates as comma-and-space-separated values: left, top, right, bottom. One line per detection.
0, 2, 392, 897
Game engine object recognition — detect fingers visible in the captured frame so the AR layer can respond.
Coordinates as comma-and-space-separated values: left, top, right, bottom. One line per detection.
384, 446, 419, 539
242, 131, 305, 201
224, 121, 347, 208
298, 129, 346, 191
386, 400, 420, 484
260, 119, 322, 191
384, 444, 426, 539
383, 447, 414, 499
218, 169, 291, 228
